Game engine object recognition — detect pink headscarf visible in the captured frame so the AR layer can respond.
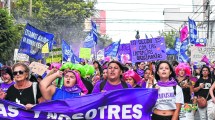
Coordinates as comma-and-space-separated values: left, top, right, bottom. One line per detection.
175, 63, 191, 76
122, 70, 142, 83
65, 70, 88, 94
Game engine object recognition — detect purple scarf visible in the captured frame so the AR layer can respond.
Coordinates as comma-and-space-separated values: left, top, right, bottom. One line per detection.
136, 68, 144, 77
62, 84, 82, 93
157, 78, 178, 87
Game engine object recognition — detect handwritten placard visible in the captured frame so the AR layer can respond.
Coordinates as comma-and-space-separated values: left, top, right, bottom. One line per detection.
29, 62, 48, 76
130, 37, 167, 62
45, 47, 62, 63
190, 46, 215, 62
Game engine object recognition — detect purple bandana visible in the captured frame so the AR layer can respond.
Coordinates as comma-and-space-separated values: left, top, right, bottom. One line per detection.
136, 68, 144, 77
157, 78, 178, 87
62, 84, 82, 93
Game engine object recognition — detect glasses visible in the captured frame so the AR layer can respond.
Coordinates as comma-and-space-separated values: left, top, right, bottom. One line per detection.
13, 70, 26, 76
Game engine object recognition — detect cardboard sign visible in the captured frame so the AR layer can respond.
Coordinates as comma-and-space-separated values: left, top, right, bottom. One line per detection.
130, 37, 167, 62
97, 49, 104, 60
79, 48, 91, 59
29, 62, 48, 76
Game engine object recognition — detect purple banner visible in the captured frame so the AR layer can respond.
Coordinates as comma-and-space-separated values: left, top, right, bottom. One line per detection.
118, 44, 132, 64
0, 89, 157, 120
130, 37, 167, 62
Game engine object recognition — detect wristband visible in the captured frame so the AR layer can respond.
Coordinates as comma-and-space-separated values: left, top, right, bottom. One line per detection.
191, 92, 194, 99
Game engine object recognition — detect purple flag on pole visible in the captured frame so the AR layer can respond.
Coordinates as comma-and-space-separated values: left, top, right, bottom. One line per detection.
117, 44, 132, 64
104, 40, 121, 57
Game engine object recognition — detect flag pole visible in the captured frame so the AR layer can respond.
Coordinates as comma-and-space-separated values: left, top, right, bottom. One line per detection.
94, 42, 97, 60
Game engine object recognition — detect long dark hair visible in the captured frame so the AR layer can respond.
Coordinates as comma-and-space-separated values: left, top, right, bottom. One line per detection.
154, 61, 176, 81
200, 65, 211, 78
93, 61, 103, 76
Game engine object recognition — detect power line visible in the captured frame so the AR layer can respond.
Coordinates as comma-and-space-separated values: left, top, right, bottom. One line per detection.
191, 0, 210, 19
98, 2, 213, 6
96, 9, 204, 13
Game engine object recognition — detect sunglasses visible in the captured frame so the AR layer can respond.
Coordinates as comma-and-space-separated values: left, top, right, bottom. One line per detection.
13, 70, 26, 76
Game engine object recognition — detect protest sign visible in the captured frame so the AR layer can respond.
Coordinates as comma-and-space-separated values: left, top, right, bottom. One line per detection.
117, 44, 132, 64
130, 37, 167, 62
190, 46, 215, 62
0, 89, 157, 120
41, 43, 49, 53
29, 62, 48, 76
18, 23, 54, 60
14, 49, 29, 62
46, 48, 62, 63
97, 49, 104, 60
79, 48, 91, 59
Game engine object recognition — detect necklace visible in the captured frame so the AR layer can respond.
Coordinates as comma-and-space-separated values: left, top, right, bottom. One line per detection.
18, 89, 25, 95
16, 81, 28, 95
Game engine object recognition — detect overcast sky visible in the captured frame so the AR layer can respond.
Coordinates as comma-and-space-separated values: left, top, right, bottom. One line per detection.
96, 0, 193, 43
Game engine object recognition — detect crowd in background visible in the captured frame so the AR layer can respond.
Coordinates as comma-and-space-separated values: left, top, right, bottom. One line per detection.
0, 59, 215, 120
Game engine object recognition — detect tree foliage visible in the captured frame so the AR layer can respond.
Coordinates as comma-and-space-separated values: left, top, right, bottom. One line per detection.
11, 0, 97, 44
0, 9, 24, 64
97, 35, 113, 50
159, 30, 179, 49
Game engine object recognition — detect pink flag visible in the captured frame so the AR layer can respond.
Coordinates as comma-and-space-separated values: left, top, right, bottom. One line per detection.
201, 55, 209, 65
180, 26, 188, 42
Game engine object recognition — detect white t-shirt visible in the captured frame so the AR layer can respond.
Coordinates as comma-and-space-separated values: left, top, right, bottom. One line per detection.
153, 85, 184, 110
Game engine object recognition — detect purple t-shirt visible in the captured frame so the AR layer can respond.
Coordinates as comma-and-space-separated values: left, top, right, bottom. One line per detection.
1, 82, 15, 92
92, 80, 132, 93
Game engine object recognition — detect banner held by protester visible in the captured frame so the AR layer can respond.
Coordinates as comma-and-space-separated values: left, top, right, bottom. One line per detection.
0, 89, 158, 120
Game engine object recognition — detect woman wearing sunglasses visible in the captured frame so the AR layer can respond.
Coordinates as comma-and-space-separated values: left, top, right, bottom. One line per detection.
39, 70, 87, 100
0, 63, 43, 110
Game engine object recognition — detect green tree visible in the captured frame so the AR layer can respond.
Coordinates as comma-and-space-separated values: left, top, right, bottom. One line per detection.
97, 35, 113, 49
11, 0, 97, 44
159, 30, 179, 48
0, 9, 24, 64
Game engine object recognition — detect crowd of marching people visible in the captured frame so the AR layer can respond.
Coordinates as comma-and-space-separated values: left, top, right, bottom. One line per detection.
0, 59, 215, 120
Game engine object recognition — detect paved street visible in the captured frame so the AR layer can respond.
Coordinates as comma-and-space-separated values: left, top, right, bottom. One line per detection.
194, 110, 200, 120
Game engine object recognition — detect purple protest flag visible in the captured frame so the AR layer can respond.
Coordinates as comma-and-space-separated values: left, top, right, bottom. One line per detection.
104, 40, 121, 57
201, 55, 209, 65
180, 25, 188, 42
0, 89, 158, 120
117, 43, 132, 64
188, 17, 197, 44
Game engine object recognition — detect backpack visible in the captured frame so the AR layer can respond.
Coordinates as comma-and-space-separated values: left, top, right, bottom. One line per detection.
99, 80, 128, 91
153, 84, 177, 96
